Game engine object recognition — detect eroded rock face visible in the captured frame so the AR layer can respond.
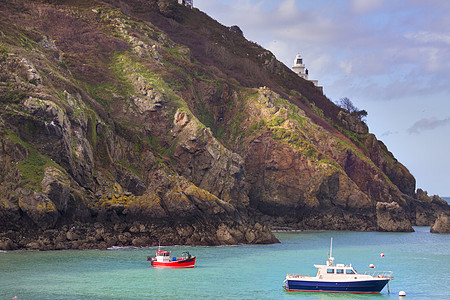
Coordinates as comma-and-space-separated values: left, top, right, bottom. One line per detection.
364, 135, 415, 196
412, 190, 449, 226
41, 167, 70, 213
430, 213, 450, 233
338, 110, 368, 134
376, 202, 414, 232
172, 110, 250, 210
0, 0, 448, 251
0, 167, 279, 251
18, 191, 60, 230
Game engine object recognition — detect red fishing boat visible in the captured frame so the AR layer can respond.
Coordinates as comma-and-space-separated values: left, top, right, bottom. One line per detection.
147, 248, 196, 268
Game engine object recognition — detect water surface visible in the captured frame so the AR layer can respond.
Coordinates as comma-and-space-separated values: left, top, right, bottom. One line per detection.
1, 227, 448, 299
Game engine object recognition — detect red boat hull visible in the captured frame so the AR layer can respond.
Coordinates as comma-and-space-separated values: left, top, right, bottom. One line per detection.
151, 257, 196, 268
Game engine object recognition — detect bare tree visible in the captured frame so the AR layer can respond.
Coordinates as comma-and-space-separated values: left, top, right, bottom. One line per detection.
336, 97, 367, 122
337, 97, 357, 113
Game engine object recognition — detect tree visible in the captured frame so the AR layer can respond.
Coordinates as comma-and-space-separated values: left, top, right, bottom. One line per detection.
336, 97, 357, 113
336, 97, 368, 122
355, 109, 368, 122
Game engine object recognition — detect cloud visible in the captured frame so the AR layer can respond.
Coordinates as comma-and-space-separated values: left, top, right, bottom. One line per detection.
405, 31, 450, 45
351, 0, 385, 14
380, 130, 397, 137
338, 61, 353, 75
408, 117, 450, 134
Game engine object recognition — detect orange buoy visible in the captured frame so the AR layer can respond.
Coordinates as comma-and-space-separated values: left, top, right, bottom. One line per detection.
380, 253, 384, 257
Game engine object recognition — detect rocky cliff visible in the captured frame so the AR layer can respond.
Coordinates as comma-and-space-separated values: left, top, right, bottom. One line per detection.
0, 0, 448, 250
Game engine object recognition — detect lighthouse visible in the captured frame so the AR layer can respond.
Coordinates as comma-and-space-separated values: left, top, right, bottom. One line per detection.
292, 54, 308, 80
292, 53, 322, 91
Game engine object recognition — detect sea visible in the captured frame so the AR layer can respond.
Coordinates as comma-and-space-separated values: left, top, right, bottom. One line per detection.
1, 227, 449, 300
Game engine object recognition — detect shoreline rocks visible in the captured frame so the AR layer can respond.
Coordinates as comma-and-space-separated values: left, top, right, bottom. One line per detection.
0, 220, 279, 251
430, 213, 450, 233
376, 202, 414, 232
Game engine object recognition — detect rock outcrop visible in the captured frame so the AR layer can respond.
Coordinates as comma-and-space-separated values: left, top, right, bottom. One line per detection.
430, 213, 450, 233
376, 202, 414, 232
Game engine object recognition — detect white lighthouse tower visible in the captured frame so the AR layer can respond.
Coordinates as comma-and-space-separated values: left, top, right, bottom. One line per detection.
292, 54, 308, 80
292, 53, 322, 91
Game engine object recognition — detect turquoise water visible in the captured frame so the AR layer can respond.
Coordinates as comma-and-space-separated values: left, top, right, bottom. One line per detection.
1, 227, 449, 299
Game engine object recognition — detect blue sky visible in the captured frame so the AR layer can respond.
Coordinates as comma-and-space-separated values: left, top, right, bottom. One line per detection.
195, 0, 450, 196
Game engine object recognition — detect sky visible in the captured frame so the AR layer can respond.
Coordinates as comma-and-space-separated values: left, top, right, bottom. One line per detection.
194, 0, 450, 197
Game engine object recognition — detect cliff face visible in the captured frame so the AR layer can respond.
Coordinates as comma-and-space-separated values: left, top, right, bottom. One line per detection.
0, 0, 448, 250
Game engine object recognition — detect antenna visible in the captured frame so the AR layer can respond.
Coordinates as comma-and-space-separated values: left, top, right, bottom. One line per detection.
330, 237, 333, 258
327, 237, 335, 266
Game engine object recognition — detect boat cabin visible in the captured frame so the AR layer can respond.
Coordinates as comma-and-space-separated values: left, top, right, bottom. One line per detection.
155, 250, 172, 262
315, 263, 357, 276
314, 256, 360, 279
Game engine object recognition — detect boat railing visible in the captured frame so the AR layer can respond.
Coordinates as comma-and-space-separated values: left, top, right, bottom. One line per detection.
287, 273, 311, 278
361, 270, 394, 279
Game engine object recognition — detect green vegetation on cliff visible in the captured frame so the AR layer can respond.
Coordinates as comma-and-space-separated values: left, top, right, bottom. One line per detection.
0, 0, 448, 251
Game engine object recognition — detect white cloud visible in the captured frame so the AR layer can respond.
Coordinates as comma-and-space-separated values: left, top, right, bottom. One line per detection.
408, 117, 450, 134
380, 130, 397, 137
405, 31, 450, 45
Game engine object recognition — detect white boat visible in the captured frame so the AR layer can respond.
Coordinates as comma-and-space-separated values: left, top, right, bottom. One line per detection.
283, 238, 393, 294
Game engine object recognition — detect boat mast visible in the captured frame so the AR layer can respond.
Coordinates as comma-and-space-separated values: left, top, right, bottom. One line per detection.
327, 237, 335, 266
330, 237, 333, 259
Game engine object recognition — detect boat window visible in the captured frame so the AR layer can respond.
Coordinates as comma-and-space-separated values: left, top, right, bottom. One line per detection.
327, 269, 334, 274
346, 269, 355, 274
336, 269, 344, 274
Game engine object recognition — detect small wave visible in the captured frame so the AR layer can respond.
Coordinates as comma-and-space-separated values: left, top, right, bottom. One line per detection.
107, 246, 140, 250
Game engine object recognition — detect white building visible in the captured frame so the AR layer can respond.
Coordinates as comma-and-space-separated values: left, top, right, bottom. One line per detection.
292, 54, 322, 91
178, 0, 193, 8
292, 54, 308, 80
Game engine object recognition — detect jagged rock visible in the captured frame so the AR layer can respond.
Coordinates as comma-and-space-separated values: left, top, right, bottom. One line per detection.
174, 110, 189, 128
66, 231, 79, 241
365, 135, 416, 196
216, 223, 237, 244
376, 202, 414, 232
229, 25, 243, 36
18, 191, 60, 229
430, 213, 450, 233
41, 166, 70, 213
0, 237, 17, 250
413, 191, 449, 226
20, 58, 41, 85
338, 110, 368, 134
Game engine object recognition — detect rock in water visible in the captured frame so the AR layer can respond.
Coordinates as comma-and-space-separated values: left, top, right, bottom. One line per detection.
430, 213, 450, 233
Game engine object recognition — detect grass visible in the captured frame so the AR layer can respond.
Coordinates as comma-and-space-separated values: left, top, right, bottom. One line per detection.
5, 130, 64, 191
